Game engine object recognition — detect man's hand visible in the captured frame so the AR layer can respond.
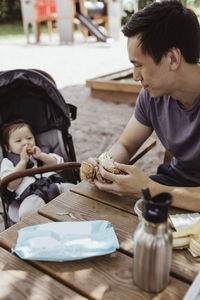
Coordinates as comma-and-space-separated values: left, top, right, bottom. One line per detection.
94, 162, 152, 198
88, 157, 98, 166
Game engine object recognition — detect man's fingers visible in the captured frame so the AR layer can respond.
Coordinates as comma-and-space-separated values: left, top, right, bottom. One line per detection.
98, 165, 121, 182
88, 157, 98, 166
114, 162, 133, 174
94, 179, 115, 192
94, 178, 123, 196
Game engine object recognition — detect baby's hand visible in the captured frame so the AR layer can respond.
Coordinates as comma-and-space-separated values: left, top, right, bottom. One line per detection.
20, 145, 30, 163
31, 146, 42, 159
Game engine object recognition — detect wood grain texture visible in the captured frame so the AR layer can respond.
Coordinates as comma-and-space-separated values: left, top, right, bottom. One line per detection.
0, 210, 189, 299
87, 80, 141, 93
90, 89, 138, 104
37, 191, 200, 283
86, 68, 141, 103
71, 181, 136, 213
0, 214, 51, 251
38, 192, 137, 253
70, 181, 189, 216
86, 68, 141, 93
0, 247, 86, 300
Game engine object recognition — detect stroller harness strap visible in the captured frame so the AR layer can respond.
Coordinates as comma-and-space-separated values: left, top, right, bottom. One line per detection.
7, 152, 34, 169
6, 149, 64, 204
19, 174, 63, 204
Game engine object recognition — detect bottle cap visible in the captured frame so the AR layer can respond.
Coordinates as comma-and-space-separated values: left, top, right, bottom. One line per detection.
143, 192, 173, 223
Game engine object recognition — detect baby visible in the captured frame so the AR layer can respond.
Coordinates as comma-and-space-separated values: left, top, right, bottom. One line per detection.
0, 119, 73, 223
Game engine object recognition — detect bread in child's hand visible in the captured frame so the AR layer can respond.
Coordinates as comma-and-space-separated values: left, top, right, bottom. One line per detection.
80, 152, 125, 183
27, 148, 33, 155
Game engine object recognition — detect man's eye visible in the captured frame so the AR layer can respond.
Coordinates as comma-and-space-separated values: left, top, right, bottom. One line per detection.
134, 64, 142, 68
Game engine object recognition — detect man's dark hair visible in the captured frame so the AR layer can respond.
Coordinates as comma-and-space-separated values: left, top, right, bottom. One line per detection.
122, 0, 200, 64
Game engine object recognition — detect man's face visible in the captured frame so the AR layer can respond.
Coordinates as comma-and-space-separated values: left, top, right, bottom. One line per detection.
128, 35, 175, 98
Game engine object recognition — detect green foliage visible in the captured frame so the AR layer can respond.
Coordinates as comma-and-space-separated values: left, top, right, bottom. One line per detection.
181, 0, 187, 5
0, 0, 22, 24
121, 0, 154, 25
121, 10, 133, 25
138, 0, 153, 10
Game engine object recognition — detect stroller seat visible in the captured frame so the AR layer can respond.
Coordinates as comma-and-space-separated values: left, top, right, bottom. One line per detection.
0, 69, 80, 228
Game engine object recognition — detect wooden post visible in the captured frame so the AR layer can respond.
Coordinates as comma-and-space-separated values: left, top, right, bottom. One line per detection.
55, 0, 75, 43
107, 0, 121, 39
20, 0, 40, 43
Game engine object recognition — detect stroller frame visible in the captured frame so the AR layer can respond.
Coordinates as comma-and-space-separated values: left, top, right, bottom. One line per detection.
0, 68, 80, 228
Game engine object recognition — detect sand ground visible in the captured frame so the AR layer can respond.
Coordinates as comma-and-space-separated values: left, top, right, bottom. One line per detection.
0, 31, 164, 231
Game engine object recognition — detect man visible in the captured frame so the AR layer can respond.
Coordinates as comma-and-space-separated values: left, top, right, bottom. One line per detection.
91, 0, 200, 211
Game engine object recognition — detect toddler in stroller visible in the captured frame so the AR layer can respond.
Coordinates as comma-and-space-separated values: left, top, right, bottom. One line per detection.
0, 69, 80, 228
1, 118, 74, 223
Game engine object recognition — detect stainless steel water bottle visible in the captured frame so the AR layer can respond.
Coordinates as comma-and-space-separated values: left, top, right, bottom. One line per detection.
133, 190, 173, 293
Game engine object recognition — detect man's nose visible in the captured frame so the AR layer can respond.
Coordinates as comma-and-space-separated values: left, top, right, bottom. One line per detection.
133, 69, 142, 82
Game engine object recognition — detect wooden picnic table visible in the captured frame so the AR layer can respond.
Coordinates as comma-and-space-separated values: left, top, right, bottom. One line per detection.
0, 181, 199, 299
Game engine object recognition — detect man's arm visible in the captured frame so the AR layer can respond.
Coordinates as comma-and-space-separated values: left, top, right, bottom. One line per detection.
95, 164, 200, 212
150, 180, 200, 211
93, 115, 200, 211
109, 115, 153, 163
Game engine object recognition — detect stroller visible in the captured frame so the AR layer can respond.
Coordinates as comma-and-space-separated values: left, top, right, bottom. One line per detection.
0, 69, 81, 229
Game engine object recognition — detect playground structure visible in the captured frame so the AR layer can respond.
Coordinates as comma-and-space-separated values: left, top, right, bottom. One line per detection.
20, 0, 121, 43
86, 68, 142, 104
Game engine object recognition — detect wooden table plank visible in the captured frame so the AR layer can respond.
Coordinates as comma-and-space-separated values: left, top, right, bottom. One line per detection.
70, 182, 190, 215
38, 192, 136, 253
37, 192, 200, 283
0, 246, 86, 300
0, 214, 52, 252
71, 181, 136, 213
0, 212, 189, 300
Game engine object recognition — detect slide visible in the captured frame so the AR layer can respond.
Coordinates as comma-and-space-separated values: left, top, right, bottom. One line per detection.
75, 12, 112, 43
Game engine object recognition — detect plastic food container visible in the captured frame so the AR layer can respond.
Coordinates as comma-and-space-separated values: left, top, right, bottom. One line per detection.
134, 198, 143, 221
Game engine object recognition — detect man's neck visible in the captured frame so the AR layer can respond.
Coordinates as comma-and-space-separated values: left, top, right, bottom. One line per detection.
170, 63, 200, 109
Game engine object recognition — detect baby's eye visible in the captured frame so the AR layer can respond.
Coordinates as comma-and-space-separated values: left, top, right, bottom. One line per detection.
16, 140, 21, 143
27, 137, 33, 140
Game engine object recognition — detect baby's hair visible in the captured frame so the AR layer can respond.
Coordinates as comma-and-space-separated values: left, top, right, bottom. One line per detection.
1, 119, 35, 148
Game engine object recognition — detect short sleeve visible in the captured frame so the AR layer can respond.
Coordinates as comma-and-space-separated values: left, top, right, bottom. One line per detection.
0, 158, 15, 179
134, 88, 153, 127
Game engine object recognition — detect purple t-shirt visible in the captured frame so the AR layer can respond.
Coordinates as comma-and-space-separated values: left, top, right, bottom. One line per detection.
134, 88, 200, 184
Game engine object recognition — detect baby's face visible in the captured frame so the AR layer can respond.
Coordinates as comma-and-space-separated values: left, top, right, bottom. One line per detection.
7, 125, 36, 155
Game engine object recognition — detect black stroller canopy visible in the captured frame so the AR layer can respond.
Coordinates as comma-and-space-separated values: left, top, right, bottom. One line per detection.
0, 69, 76, 134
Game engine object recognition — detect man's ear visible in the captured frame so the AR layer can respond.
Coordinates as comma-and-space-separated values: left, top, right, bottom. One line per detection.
167, 47, 181, 71
4, 144, 10, 152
